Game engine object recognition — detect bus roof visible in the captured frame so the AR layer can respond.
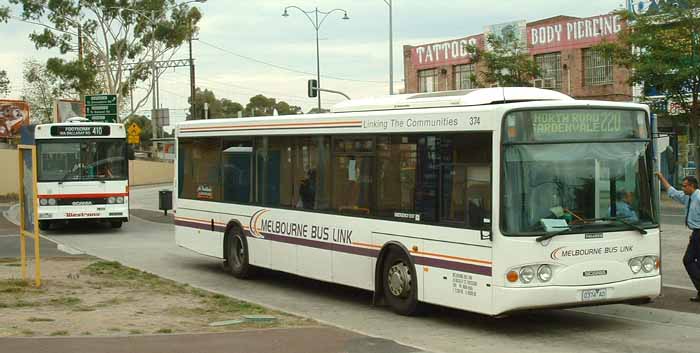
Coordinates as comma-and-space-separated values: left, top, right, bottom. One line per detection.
330, 87, 574, 113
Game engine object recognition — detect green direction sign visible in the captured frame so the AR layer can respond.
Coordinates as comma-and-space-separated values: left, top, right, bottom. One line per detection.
85, 94, 118, 123
86, 105, 117, 115
86, 94, 117, 106
89, 114, 118, 123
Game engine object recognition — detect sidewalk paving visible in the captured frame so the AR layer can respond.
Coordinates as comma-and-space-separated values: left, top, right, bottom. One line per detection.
0, 327, 423, 353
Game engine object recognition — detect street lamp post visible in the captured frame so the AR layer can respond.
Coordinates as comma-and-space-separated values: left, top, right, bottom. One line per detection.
283, 6, 349, 112
383, 0, 394, 95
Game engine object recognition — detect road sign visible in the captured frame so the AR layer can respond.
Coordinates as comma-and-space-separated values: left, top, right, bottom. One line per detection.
128, 122, 142, 136
85, 94, 117, 123
86, 105, 117, 115
128, 135, 140, 144
86, 94, 117, 105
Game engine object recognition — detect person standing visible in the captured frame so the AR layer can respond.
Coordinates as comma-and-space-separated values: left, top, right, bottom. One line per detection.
657, 172, 700, 302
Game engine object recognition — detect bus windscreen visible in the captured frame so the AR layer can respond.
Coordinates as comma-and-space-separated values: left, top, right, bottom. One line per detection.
37, 139, 127, 182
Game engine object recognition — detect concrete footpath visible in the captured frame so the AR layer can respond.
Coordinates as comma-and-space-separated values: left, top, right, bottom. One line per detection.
0, 327, 421, 353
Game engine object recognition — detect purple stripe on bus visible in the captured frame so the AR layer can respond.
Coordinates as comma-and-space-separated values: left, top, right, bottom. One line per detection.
178, 223, 492, 277
414, 256, 493, 277
174, 219, 228, 233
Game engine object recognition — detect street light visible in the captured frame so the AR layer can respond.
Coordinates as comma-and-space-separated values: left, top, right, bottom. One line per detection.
383, 0, 394, 95
282, 6, 350, 111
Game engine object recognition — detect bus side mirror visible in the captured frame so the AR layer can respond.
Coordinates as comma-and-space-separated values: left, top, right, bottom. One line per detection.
127, 145, 136, 160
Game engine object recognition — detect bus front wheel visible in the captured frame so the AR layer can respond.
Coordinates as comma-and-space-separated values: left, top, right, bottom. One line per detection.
382, 250, 419, 316
227, 227, 255, 279
38, 221, 51, 231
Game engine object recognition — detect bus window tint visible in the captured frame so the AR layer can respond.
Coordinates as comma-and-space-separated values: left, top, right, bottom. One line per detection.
179, 138, 222, 201
256, 136, 295, 207
376, 136, 418, 219
332, 137, 375, 215
438, 134, 492, 229
292, 136, 331, 210
222, 139, 253, 203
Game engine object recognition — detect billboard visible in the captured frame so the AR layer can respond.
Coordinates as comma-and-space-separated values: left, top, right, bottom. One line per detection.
54, 99, 83, 123
484, 20, 528, 52
0, 100, 30, 139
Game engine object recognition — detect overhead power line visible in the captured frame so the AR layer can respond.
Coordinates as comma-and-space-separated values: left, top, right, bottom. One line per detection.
198, 39, 388, 84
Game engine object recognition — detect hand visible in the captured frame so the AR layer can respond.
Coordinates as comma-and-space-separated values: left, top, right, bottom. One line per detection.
655, 171, 663, 179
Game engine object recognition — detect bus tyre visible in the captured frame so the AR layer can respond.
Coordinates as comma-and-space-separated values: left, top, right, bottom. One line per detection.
110, 220, 122, 228
38, 221, 50, 231
227, 227, 255, 279
382, 250, 419, 316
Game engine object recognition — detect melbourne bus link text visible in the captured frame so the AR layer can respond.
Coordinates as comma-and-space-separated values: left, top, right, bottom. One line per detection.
260, 219, 353, 244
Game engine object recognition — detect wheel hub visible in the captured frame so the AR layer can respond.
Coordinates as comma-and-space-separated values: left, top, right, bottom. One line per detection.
387, 262, 411, 297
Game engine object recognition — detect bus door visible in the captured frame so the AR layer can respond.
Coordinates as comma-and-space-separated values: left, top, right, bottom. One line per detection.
419, 133, 494, 312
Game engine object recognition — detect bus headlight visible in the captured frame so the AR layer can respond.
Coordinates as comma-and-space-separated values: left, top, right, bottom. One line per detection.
39, 199, 48, 206
47, 198, 57, 206
629, 258, 642, 274
108, 197, 116, 204
116, 196, 124, 204
537, 265, 553, 282
642, 256, 656, 273
519, 266, 535, 284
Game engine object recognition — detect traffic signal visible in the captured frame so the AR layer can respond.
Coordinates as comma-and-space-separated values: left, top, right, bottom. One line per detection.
308, 79, 318, 98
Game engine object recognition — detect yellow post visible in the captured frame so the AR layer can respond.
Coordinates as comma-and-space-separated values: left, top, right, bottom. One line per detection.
31, 146, 41, 287
17, 148, 26, 281
18, 145, 41, 287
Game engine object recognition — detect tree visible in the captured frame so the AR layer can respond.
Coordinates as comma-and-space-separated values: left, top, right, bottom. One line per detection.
22, 60, 77, 123
466, 27, 539, 87
7, 0, 202, 118
221, 98, 244, 117
124, 115, 152, 146
595, 3, 700, 175
245, 94, 301, 117
0, 70, 9, 97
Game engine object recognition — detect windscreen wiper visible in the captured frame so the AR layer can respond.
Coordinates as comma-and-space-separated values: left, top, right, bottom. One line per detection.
577, 216, 647, 235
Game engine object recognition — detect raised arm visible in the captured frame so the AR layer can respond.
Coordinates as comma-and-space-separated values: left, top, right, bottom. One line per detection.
656, 172, 671, 190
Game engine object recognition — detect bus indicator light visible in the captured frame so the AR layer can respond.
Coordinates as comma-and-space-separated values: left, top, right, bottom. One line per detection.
506, 271, 518, 283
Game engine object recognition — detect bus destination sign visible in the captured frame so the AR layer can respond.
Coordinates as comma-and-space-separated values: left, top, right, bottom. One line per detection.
528, 110, 642, 141
50, 126, 111, 137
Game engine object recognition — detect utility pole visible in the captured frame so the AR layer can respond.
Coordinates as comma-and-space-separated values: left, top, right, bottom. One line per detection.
189, 27, 196, 120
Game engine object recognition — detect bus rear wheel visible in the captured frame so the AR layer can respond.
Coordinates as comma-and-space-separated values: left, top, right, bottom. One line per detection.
382, 250, 419, 316
227, 227, 255, 279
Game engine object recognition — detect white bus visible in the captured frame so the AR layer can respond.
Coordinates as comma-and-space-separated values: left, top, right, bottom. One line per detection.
174, 88, 660, 316
35, 119, 130, 230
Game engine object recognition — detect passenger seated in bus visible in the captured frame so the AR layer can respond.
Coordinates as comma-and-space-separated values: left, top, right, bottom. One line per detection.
608, 190, 638, 222
298, 169, 316, 209
98, 163, 113, 178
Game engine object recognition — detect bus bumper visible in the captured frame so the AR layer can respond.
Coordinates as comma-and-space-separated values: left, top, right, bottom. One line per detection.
38, 205, 130, 221
492, 275, 661, 315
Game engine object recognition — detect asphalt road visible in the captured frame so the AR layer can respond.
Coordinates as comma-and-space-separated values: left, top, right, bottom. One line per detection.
18, 185, 700, 353
0, 206, 69, 259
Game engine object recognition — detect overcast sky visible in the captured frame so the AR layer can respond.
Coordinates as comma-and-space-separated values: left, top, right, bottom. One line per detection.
1, 0, 626, 124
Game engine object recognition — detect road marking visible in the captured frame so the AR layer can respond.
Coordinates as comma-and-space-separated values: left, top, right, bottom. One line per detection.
0, 234, 19, 238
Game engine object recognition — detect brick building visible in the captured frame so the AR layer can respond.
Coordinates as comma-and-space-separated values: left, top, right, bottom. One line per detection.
403, 13, 632, 102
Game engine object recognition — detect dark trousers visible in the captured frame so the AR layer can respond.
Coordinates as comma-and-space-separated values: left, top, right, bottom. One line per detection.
684, 230, 700, 292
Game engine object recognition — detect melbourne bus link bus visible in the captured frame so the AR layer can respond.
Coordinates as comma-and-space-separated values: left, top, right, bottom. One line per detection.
174, 88, 660, 316
35, 119, 130, 230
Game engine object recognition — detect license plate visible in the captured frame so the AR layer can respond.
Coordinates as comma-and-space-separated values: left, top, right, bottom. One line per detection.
581, 288, 608, 301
